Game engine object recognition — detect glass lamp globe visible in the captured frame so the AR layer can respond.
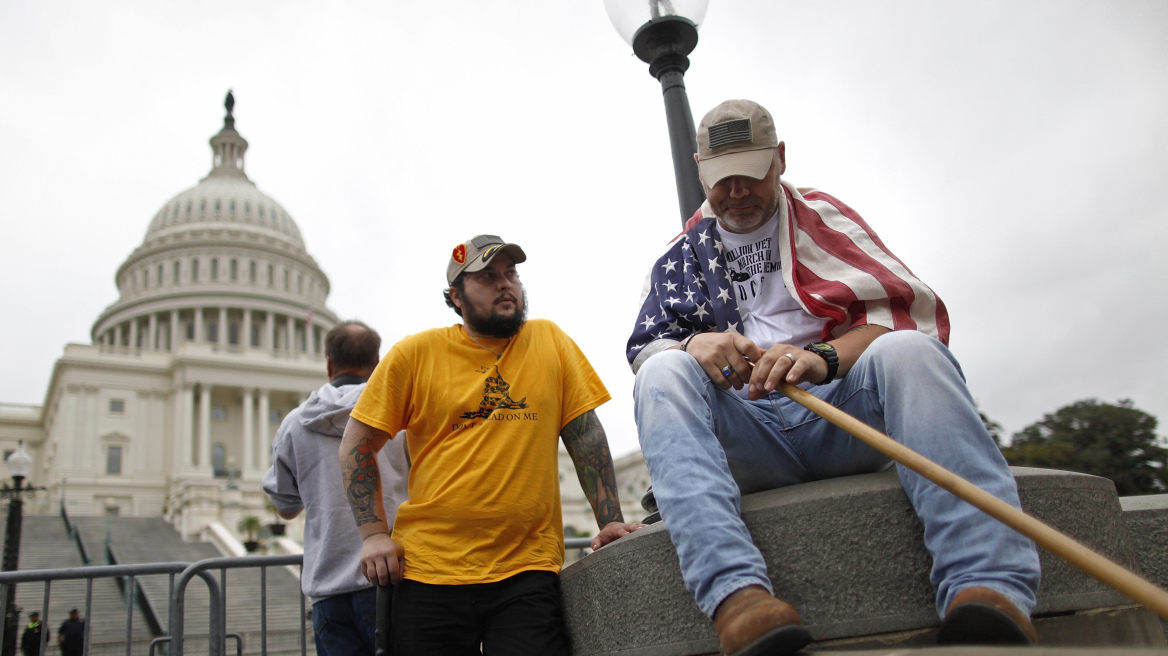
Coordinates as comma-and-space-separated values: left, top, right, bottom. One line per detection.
603, 0, 709, 48
6, 440, 31, 480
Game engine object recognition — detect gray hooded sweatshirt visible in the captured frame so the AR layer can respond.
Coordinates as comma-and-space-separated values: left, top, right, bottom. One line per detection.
263, 381, 409, 601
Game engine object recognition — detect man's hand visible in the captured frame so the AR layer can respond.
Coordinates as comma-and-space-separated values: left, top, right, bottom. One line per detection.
746, 343, 828, 400
590, 521, 648, 550
360, 533, 404, 586
679, 332, 764, 391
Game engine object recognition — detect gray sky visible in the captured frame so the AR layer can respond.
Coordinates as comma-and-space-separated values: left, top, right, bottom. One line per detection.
2, 0, 1166, 458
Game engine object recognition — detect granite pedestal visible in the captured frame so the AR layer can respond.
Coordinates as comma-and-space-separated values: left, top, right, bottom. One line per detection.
1122, 494, 1168, 642
561, 467, 1165, 655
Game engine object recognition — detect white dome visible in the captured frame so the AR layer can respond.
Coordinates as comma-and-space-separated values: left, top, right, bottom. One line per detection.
91, 94, 338, 346
145, 175, 305, 252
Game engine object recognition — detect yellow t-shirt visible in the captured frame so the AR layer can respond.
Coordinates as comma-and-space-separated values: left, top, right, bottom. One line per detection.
351, 318, 610, 585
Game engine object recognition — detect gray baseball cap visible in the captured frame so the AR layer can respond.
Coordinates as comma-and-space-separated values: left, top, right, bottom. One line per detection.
696, 99, 779, 187
446, 234, 527, 285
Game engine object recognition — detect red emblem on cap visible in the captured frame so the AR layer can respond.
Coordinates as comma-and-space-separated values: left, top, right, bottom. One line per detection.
452, 244, 466, 265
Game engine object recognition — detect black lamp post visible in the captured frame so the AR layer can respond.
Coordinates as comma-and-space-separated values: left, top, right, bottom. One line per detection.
1, 441, 36, 656
606, 0, 710, 226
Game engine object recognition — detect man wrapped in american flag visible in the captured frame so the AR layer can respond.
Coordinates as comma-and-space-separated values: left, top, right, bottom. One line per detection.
628, 99, 1040, 656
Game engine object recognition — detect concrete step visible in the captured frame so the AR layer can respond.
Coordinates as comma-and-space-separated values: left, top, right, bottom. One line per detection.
68, 517, 308, 637
561, 468, 1167, 655
3, 514, 155, 646
1, 514, 311, 654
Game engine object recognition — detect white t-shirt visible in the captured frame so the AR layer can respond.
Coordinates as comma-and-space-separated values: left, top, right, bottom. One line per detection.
720, 214, 827, 352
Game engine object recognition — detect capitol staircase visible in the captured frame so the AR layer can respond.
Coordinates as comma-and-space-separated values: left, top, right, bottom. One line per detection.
3, 514, 311, 655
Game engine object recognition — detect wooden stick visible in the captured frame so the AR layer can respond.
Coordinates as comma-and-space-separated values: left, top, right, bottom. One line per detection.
777, 381, 1168, 621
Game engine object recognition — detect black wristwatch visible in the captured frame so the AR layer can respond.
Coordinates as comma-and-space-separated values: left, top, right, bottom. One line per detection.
803, 342, 839, 385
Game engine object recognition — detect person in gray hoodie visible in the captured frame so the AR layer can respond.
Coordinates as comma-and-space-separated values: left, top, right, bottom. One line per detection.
264, 320, 408, 656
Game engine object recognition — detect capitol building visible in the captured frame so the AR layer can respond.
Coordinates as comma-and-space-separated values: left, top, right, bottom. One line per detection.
0, 94, 651, 546
0, 95, 340, 540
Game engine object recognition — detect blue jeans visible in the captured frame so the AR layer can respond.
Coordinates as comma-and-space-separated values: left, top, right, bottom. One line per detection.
634, 331, 1040, 619
312, 586, 379, 656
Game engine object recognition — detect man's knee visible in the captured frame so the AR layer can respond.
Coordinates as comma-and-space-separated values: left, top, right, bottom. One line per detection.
861, 330, 962, 378
634, 349, 704, 398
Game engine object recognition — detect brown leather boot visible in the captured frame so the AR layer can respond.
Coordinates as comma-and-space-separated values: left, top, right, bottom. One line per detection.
712, 585, 811, 656
938, 586, 1037, 645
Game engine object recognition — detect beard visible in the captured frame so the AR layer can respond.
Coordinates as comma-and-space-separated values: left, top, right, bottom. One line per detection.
711, 176, 783, 234
463, 287, 529, 337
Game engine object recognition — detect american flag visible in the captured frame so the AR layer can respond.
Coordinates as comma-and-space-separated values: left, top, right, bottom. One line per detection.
626, 180, 950, 373
707, 118, 753, 148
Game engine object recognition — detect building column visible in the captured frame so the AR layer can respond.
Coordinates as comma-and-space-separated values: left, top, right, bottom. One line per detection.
148, 313, 158, 349
315, 326, 324, 355
242, 388, 255, 473
286, 315, 295, 354
114, 324, 123, 348
242, 309, 252, 349
194, 308, 204, 343
266, 312, 275, 352
129, 319, 139, 350
170, 309, 180, 351
257, 389, 270, 468
177, 384, 194, 471
219, 307, 228, 346
199, 384, 212, 470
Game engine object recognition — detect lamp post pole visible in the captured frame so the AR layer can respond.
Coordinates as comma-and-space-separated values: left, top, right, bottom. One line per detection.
103, 498, 116, 566
605, 1, 711, 226
634, 16, 706, 225
2, 477, 23, 656
1, 442, 35, 656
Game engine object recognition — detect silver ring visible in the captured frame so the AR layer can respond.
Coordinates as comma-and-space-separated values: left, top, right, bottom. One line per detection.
783, 353, 797, 364
721, 365, 734, 378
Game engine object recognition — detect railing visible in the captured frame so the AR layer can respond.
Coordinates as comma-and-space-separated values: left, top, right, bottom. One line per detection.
0, 540, 599, 656
0, 556, 307, 656
106, 544, 165, 638
60, 499, 91, 565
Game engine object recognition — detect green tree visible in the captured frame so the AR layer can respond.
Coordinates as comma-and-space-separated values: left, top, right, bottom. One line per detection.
1001, 399, 1166, 495
980, 411, 1004, 446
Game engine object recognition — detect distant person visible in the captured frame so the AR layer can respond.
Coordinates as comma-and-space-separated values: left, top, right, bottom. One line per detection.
57, 609, 83, 656
627, 99, 1041, 655
264, 320, 408, 656
20, 611, 41, 656
341, 234, 644, 655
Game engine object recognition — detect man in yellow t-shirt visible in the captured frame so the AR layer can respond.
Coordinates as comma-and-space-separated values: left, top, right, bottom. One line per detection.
340, 234, 644, 655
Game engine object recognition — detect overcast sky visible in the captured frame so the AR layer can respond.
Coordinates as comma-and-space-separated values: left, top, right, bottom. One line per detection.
1, 1, 1165, 458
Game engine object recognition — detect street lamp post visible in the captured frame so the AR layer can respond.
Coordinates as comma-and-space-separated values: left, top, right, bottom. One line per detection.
1, 442, 35, 656
103, 497, 118, 566
605, 0, 710, 225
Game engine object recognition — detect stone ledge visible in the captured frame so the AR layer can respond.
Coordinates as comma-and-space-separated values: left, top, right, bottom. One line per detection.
562, 468, 1160, 656
1121, 494, 1168, 641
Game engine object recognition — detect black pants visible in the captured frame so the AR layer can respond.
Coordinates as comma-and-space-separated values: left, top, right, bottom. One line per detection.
392, 570, 569, 656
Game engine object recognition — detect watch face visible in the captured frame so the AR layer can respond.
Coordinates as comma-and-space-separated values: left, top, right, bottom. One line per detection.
810, 342, 834, 354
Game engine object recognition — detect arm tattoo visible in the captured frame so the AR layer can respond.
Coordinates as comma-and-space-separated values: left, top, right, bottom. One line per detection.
344, 437, 382, 525
561, 410, 624, 528
340, 420, 391, 530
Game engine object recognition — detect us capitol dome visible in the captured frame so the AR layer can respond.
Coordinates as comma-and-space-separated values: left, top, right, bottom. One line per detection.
93, 92, 334, 354
0, 93, 340, 542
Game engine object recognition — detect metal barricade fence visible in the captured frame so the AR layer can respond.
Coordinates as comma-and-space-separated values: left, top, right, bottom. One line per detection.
0, 555, 308, 656
0, 539, 597, 656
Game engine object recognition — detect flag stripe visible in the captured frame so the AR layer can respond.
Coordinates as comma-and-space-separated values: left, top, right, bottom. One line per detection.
628, 181, 949, 371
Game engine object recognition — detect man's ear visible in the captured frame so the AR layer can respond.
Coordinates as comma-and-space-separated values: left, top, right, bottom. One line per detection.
694, 153, 709, 191
449, 286, 463, 309
326, 358, 334, 379
776, 142, 787, 176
